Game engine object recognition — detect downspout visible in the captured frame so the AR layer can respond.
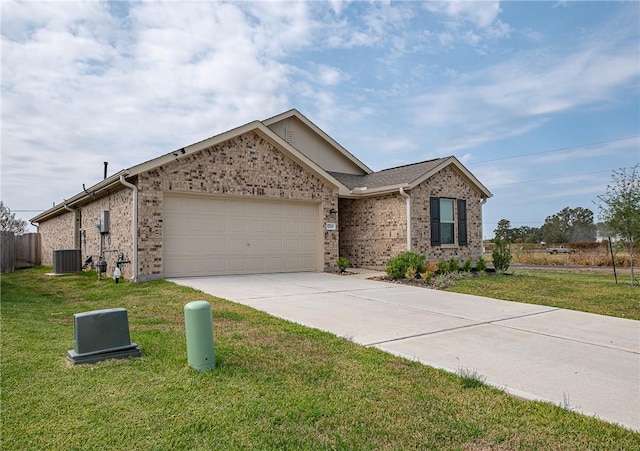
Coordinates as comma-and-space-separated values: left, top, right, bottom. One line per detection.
120, 174, 138, 282
399, 187, 411, 251
63, 203, 79, 250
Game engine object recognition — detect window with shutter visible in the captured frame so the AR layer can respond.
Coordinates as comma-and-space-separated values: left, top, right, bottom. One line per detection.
440, 198, 455, 245
430, 197, 440, 246
457, 199, 467, 246
430, 196, 468, 246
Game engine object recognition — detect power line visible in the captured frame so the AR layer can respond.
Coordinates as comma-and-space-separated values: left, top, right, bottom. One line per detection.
468, 135, 639, 166
489, 169, 611, 188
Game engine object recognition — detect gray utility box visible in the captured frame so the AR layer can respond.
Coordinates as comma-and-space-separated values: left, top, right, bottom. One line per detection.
99, 211, 110, 234
67, 308, 141, 365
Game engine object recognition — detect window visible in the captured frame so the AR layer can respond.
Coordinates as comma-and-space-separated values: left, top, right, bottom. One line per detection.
440, 199, 455, 245
430, 197, 467, 246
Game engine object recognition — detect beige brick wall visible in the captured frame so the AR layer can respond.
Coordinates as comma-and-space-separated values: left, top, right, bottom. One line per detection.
136, 131, 338, 279
78, 190, 134, 279
38, 212, 75, 266
37, 190, 134, 279
411, 165, 484, 263
338, 193, 408, 269
338, 165, 485, 269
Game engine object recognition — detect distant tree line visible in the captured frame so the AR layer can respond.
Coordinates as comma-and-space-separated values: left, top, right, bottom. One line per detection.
493, 206, 598, 244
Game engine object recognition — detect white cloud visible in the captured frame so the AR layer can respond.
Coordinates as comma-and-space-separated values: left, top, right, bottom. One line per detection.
316, 65, 344, 86
1, 0, 319, 211
425, 1, 502, 28
407, 21, 639, 153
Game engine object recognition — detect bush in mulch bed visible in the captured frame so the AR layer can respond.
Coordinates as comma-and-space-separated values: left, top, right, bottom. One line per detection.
373, 268, 497, 290
380, 253, 500, 290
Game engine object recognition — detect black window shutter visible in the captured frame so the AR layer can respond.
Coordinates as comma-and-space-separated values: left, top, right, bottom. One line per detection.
430, 197, 440, 246
457, 199, 468, 246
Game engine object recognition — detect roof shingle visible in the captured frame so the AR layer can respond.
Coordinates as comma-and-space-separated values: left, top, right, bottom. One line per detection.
329, 158, 448, 190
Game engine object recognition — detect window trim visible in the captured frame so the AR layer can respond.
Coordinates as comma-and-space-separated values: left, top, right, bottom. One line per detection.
430, 196, 468, 247
439, 198, 455, 245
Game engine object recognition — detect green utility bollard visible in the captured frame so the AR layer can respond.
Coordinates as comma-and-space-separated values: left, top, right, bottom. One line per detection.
184, 301, 216, 371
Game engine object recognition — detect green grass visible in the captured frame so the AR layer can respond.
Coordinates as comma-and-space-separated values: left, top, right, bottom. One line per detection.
447, 270, 640, 320
2, 268, 639, 449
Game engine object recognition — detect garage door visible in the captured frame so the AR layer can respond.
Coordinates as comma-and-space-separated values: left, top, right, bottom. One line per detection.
163, 195, 320, 277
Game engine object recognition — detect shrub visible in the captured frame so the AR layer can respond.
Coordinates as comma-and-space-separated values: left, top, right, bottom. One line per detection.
462, 258, 472, 272
385, 252, 426, 280
492, 238, 512, 272
475, 257, 487, 271
449, 258, 460, 273
436, 260, 449, 274
425, 261, 438, 273
336, 256, 349, 273
420, 271, 433, 283
432, 274, 454, 289
405, 267, 417, 280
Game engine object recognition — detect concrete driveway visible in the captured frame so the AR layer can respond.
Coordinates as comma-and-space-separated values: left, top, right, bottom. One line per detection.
169, 271, 640, 431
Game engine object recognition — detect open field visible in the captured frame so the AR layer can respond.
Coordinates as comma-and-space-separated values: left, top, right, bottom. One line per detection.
2, 267, 638, 449
483, 243, 634, 268
448, 270, 640, 320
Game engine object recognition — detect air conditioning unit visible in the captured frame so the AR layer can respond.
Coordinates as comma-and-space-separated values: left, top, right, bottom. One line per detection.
53, 249, 82, 274
66, 308, 141, 365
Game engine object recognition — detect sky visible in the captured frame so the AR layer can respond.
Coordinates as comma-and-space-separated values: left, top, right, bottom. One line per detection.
2, 0, 639, 239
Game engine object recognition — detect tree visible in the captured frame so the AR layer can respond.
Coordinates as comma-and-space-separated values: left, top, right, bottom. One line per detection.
0, 201, 28, 235
540, 206, 597, 243
494, 219, 511, 241
540, 214, 567, 243
492, 221, 512, 272
515, 226, 542, 244
597, 164, 640, 286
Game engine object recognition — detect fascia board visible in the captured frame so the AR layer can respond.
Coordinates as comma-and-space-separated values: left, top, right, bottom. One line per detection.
408, 156, 493, 199
32, 119, 351, 224
262, 109, 373, 175
31, 170, 127, 223
344, 183, 411, 198
126, 121, 264, 177
126, 119, 350, 195
31, 122, 264, 224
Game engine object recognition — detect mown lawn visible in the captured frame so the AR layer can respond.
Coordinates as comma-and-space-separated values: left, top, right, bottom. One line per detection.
2, 268, 638, 450
447, 270, 640, 320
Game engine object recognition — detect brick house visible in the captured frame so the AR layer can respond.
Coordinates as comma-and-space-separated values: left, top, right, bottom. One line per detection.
31, 109, 491, 281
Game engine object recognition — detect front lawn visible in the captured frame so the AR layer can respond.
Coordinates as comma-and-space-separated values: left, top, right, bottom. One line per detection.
2, 268, 638, 449
447, 270, 640, 320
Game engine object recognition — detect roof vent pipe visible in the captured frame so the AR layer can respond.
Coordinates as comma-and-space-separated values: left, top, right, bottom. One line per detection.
104, 162, 108, 179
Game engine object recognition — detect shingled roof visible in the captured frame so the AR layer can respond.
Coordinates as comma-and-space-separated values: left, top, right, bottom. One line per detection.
329, 158, 448, 190
328, 156, 492, 199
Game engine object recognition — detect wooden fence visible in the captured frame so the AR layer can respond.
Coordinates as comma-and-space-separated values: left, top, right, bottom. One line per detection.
1, 232, 41, 273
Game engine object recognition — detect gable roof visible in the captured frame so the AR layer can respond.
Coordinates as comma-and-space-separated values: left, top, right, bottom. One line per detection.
329, 156, 492, 199
263, 109, 372, 175
31, 119, 353, 223
31, 110, 491, 224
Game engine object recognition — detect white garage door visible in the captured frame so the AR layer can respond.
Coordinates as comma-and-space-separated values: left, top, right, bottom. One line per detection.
163, 195, 320, 277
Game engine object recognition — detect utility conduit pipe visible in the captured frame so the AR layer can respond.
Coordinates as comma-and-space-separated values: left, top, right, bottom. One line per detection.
119, 174, 138, 282
399, 187, 411, 252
